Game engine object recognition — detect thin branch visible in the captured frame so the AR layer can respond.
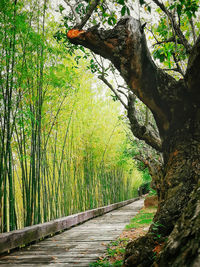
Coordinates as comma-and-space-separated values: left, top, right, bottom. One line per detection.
98, 75, 128, 109
91, 52, 103, 70
152, 0, 192, 53
63, 0, 81, 25
147, 27, 159, 43
118, 85, 129, 90
91, 53, 129, 105
76, 0, 101, 29
189, 18, 196, 43
153, 36, 176, 46
127, 93, 162, 152
117, 89, 128, 99
99, 55, 104, 68
172, 53, 184, 76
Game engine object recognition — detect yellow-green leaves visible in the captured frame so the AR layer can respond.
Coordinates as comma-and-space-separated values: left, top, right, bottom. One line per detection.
169, 0, 199, 19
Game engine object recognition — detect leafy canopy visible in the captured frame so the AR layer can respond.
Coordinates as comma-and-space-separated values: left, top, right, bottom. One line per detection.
56, 0, 200, 77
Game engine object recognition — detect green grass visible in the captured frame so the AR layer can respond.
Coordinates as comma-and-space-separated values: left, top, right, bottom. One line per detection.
125, 207, 156, 229
89, 259, 123, 267
89, 239, 128, 267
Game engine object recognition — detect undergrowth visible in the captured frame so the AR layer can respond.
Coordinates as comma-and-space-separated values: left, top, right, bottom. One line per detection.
125, 207, 156, 229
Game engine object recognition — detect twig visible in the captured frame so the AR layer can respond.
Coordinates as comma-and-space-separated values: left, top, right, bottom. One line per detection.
152, 0, 192, 53
76, 0, 101, 29
172, 53, 184, 76
63, 0, 81, 25
189, 18, 196, 43
98, 75, 128, 109
153, 37, 175, 46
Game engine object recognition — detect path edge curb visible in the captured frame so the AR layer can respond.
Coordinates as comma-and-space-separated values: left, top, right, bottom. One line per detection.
0, 197, 140, 254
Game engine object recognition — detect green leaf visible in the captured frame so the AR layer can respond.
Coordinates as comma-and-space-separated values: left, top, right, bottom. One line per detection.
117, 0, 125, 5
108, 16, 117, 26
169, 4, 176, 10
177, 4, 182, 16
121, 6, 126, 16
147, 5, 151, 13
186, 11, 192, 19
58, 5, 65, 14
139, 0, 146, 5
167, 52, 171, 68
102, 12, 109, 18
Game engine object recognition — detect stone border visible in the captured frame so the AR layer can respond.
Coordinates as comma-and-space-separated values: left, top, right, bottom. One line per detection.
0, 197, 139, 254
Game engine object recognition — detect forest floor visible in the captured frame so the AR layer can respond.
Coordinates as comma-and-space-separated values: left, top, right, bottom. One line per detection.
89, 198, 157, 267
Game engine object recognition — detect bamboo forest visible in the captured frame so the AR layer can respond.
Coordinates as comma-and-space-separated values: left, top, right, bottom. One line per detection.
1, 0, 200, 266
0, 0, 148, 233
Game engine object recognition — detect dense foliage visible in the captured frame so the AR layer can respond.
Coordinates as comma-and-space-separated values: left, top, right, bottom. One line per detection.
0, 0, 143, 232
58, 0, 199, 76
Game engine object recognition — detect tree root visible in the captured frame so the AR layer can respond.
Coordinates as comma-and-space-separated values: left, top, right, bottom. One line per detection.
124, 234, 156, 267
124, 184, 200, 267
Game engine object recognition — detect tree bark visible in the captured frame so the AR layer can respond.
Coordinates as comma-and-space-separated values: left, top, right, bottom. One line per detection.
127, 93, 162, 152
67, 16, 200, 266
154, 180, 200, 267
124, 136, 200, 266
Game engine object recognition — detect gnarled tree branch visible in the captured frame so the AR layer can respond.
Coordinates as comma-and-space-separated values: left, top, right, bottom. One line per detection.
92, 52, 162, 151
98, 71, 162, 151
127, 93, 162, 152
67, 17, 182, 137
99, 75, 162, 151
134, 152, 163, 200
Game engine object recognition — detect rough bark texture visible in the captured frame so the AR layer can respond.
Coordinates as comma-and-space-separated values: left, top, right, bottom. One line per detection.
124, 139, 200, 266
67, 17, 200, 267
154, 182, 200, 267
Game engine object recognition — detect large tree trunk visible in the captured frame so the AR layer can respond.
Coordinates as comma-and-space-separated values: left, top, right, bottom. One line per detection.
155, 182, 200, 267
67, 17, 200, 266
125, 135, 200, 266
